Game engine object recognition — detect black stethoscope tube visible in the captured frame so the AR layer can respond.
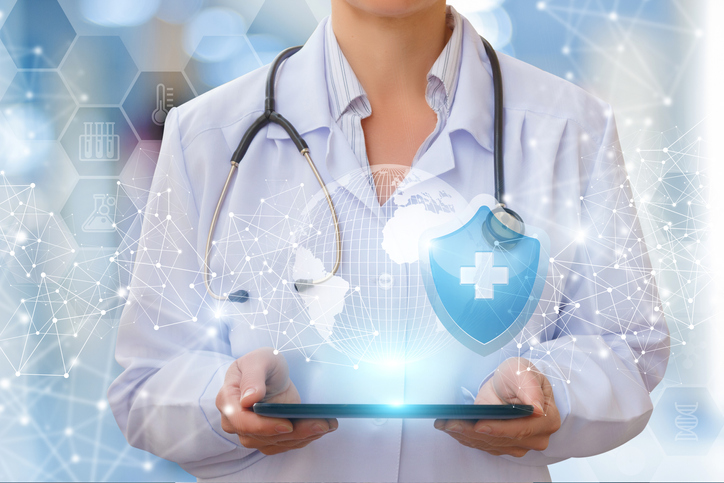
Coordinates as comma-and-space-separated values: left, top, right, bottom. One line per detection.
206, 34, 524, 302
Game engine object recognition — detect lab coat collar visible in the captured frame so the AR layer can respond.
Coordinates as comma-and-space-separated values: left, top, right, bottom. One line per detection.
445, 13, 495, 154
265, 17, 333, 140
264, 13, 495, 154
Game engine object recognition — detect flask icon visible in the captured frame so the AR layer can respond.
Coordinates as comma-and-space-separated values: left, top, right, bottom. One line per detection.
82, 194, 116, 233
674, 402, 698, 441
79, 122, 119, 161
152, 83, 174, 126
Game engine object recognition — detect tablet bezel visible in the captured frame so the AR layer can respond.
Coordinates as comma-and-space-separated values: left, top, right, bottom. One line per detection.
252, 403, 534, 419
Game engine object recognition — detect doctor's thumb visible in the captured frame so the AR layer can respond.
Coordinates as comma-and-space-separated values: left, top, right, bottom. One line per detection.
237, 347, 287, 408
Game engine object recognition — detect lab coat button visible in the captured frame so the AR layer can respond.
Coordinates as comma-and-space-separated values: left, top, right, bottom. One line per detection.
378, 273, 393, 289
373, 418, 387, 425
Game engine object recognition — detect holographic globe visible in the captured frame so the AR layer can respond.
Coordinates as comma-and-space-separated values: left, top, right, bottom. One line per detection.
290, 166, 470, 366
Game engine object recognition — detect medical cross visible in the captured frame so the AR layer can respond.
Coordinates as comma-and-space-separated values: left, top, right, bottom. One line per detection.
460, 252, 509, 299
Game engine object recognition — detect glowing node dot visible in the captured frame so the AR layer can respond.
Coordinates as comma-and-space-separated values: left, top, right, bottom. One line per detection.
154, 325, 159, 330
273, 349, 279, 355
517, 343, 522, 349
353, 364, 359, 370
64, 373, 69, 379
15, 372, 20, 377
192, 317, 198, 322
373, 331, 379, 336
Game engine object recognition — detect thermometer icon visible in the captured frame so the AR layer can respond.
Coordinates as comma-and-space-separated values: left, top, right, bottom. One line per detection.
152, 83, 174, 126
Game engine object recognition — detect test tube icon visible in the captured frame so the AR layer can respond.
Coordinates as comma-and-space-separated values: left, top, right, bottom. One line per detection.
79, 121, 120, 161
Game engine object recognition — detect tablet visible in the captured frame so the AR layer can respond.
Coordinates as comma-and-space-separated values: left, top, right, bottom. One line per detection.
252, 403, 534, 420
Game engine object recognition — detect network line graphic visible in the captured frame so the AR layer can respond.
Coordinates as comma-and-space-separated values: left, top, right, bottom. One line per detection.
0, 124, 709, 382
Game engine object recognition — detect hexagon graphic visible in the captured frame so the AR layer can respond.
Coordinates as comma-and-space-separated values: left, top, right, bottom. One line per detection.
122, 72, 195, 140
650, 386, 724, 455
60, 36, 138, 105
0, 134, 78, 213
61, 179, 137, 249
0, 70, 76, 140
0, 39, 17, 99
60, 107, 138, 177
0, 0, 76, 69
246, 0, 318, 51
185, 36, 263, 95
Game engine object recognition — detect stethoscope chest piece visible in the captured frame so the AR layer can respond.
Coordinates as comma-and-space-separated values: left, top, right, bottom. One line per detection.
482, 205, 525, 249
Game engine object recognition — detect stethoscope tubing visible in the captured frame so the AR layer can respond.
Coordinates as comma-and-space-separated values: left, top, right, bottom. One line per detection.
204, 36, 508, 301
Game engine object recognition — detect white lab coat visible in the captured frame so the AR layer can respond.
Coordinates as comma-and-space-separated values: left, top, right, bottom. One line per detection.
108, 13, 669, 483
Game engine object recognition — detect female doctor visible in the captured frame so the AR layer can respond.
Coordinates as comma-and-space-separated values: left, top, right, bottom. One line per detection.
108, 0, 669, 481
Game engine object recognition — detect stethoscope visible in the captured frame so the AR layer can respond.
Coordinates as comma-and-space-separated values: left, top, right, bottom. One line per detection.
203, 35, 525, 304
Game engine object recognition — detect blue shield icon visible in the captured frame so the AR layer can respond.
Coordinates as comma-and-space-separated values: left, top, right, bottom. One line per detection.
419, 196, 549, 356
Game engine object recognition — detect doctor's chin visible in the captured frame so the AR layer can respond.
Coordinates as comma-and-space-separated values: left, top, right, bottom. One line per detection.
0, 1, 718, 483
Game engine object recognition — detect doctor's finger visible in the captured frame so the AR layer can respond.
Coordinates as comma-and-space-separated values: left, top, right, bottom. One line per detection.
471, 415, 553, 440
233, 409, 295, 437
242, 416, 336, 442
239, 425, 332, 448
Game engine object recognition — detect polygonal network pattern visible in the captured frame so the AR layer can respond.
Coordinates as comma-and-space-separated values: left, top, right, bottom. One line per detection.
0, 0, 75, 69
60, 36, 138, 105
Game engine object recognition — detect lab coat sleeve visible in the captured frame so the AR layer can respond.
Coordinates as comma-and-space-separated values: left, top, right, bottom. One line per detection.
510, 110, 670, 465
107, 107, 258, 474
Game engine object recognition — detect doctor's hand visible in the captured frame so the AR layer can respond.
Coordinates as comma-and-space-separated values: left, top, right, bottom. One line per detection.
216, 347, 338, 455
434, 357, 560, 458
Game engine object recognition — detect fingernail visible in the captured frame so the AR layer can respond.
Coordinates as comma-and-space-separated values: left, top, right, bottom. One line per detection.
311, 423, 326, 434
434, 420, 445, 430
535, 402, 544, 413
275, 424, 293, 434
242, 388, 256, 400
475, 425, 492, 434
446, 423, 463, 434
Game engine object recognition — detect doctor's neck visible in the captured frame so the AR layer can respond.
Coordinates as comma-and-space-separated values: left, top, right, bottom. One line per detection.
330, 0, 451, 104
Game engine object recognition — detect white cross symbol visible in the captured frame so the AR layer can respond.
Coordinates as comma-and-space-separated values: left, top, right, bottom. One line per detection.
460, 252, 509, 299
